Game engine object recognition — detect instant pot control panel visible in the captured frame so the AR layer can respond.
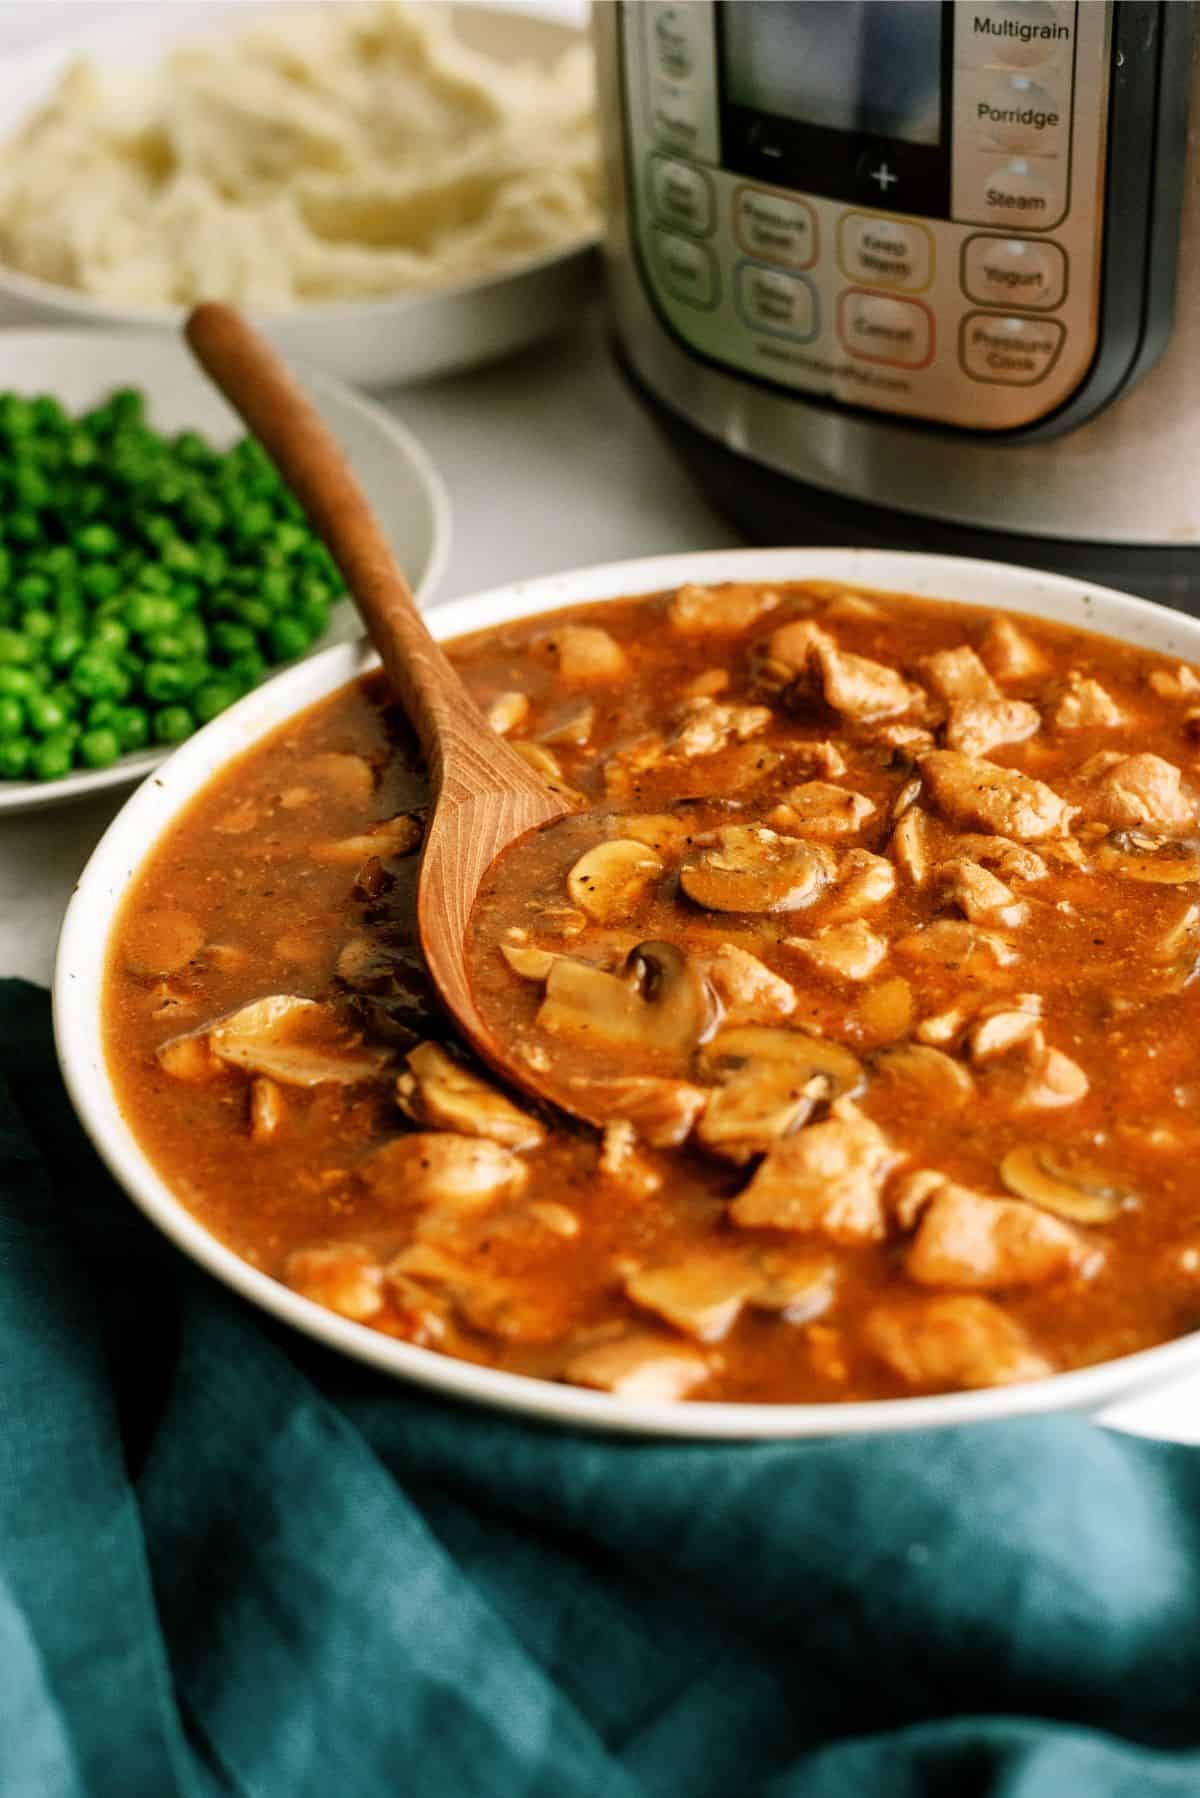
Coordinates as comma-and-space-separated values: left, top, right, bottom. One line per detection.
619, 1, 1114, 432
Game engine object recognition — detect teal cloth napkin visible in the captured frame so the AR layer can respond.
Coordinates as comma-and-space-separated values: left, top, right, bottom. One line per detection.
4, 975, 1200, 1798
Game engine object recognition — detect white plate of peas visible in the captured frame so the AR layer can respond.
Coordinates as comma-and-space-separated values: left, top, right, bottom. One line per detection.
0, 331, 450, 812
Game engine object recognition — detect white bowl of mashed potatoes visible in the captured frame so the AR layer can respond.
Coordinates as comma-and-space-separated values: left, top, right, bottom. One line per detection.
0, 2, 600, 388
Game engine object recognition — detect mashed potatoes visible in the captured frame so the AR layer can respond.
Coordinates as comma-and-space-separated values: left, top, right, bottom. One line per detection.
0, 2, 599, 310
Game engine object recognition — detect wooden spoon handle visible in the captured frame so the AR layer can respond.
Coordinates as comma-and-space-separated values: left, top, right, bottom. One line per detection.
185, 302, 485, 788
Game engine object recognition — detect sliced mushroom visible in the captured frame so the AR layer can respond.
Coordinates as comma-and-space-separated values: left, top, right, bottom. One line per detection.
695, 1063, 828, 1163
697, 1024, 863, 1096
1096, 831, 1200, 884
567, 838, 664, 923
396, 1042, 543, 1150
123, 907, 205, 977
889, 807, 932, 885
537, 941, 715, 1057
680, 827, 836, 913
510, 740, 587, 806
499, 941, 560, 981
873, 1043, 974, 1107
999, 1145, 1129, 1224
896, 919, 1018, 973
205, 995, 393, 1086
310, 814, 422, 866
303, 752, 376, 807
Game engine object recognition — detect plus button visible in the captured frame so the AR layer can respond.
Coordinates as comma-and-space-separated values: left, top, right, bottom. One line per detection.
869, 161, 899, 194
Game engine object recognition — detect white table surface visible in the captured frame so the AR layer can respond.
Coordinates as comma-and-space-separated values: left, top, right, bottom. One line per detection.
1, 0, 1196, 1444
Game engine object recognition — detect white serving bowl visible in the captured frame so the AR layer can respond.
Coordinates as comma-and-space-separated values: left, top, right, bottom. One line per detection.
0, 3, 598, 388
53, 547, 1200, 1439
0, 329, 449, 815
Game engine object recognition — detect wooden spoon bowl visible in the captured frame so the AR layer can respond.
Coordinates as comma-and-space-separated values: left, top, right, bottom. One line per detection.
184, 304, 598, 1124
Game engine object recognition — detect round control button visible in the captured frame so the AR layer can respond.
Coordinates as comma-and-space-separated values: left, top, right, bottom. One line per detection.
975, 75, 1063, 152
978, 159, 1056, 229
652, 228, 719, 309
962, 235, 1065, 309
652, 6, 693, 80
960, 312, 1065, 384
838, 291, 934, 369
960, 3, 1074, 71
734, 187, 817, 269
736, 264, 818, 341
838, 213, 933, 292
649, 156, 714, 236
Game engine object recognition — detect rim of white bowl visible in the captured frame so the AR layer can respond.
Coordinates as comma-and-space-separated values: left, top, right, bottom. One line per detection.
53, 546, 1200, 1439
0, 332, 451, 813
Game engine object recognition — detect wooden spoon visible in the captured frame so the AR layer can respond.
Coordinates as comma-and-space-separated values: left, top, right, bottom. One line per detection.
184, 303, 590, 1120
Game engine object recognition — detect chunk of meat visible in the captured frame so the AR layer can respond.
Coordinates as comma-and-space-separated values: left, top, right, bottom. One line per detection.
396, 1043, 543, 1150
889, 808, 932, 885
669, 581, 781, 635
950, 835, 1047, 883
597, 1120, 661, 1196
919, 750, 1076, 841
625, 1253, 761, 1342
564, 1333, 709, 1400
785, 738, 847, 778
702, 944, 797, 1021
730, 1103, 901, 1241
667, 697, 772, 759
695, 1062, 825, 1163
967, 1006, 1043, 1063
310, 814, 422, 866
1051, 672, 1124, 731
784, 920, 888, 983
756, 620, 918, 720
1083, 753, 1195, 830
303, 752, 375, 807
767, 781, 876, 838
873, 1044, 973, 1108
980, 615, 1049, 682
205, 995, 393, 1086
551, 624, 627, 680
906, 1180, 1090, 1289
578, 1076, 708, 1147
484, 690, 529, 735
284, 1244, 383, 1322
936, 858, 1028, 928
944, 698, 1041, 759
539, 701, 595, 747
1003, 1043, 1090, 1112
391, 1239, 568, 1345
359, 1133, 527, 1211
820, 849, 897, 923
920, 646, 1000, 704
896, 919, 1017, 973
1148, 663, 1200, 701
864, 1294, 1052, 1389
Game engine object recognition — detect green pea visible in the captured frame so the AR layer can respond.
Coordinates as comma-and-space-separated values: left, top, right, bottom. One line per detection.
153, 705, 193, 745
142, 630, 189, 662
23, 610, 54, 643
80, 562, 122, 601
0, 737, 30, 779
192, 681, 240, 724
76, 521, 120, 558
126, 592, 178, 636
78, 727, 121, 769
87, 699, 120, 730
297, 595, 331, 641
232, 598, 271, 632
112, 706, 150, 752
227, 651, 267, 693
14, 573, 51, 608
142, 660, 204, 703
32, 732, 75, 780
0, 394, 36, 437
260, 569, 292, 610
26, 693, 70, 737
0, 695, 24, 738
48, 628, 85, 668
267, 617, 312, 663
211, 621, 257, 660
70, 654, 131, 701
0, 667, 39, 698
90, 617, 129, 653
12, 466, 51, 510
5, 511, 42, 545
0, 628, 34, 665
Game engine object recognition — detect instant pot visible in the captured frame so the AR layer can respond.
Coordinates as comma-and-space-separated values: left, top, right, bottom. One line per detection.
595, 1, 1200, 605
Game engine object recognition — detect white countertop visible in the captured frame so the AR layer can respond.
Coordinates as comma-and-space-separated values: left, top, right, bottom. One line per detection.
2, 0, 1196, 1444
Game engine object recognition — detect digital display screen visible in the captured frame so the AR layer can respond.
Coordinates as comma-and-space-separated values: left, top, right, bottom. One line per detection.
722, 1, 943, 148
